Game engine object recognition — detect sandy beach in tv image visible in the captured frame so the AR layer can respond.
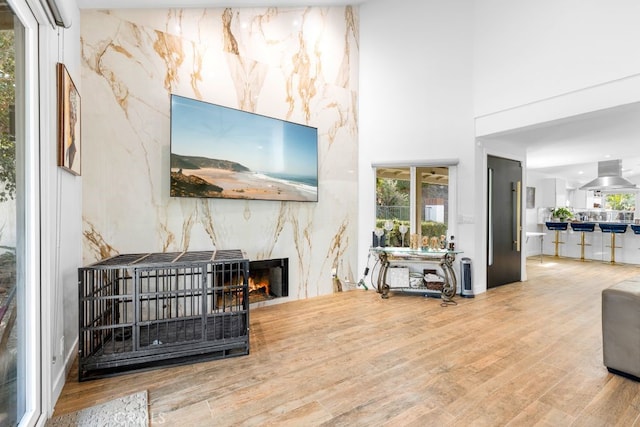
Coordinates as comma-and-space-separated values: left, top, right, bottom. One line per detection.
170, 95, 318, 202
174, 166, 318, 201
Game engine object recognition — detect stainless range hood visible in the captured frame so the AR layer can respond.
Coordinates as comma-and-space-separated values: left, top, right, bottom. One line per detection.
579, 159, 638, 191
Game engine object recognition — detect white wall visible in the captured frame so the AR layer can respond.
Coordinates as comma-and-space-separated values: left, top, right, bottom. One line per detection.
359, 0, 476, 287
40, 0, 83, 414
474, 0, 640, 117
474, 0, 640, 135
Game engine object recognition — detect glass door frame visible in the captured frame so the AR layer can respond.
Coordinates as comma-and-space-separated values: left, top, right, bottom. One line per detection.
7, 0, 41, 425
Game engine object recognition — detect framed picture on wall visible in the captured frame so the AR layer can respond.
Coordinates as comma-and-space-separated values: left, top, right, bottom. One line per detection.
526, 186, 535, 209
57, 62, 81, 176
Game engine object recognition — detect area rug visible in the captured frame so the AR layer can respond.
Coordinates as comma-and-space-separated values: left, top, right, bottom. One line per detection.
46, 390, 148, 427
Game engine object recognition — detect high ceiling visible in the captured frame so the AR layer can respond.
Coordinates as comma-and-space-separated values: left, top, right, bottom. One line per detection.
77, 0, 368, 8
480, 102, 640, 187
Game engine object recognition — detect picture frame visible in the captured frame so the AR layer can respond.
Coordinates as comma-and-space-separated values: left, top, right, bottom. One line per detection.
526, 186, 535, 209
57, 62, 81, 176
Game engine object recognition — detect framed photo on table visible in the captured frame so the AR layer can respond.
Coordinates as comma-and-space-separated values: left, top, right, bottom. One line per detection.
57, 62, 81, 175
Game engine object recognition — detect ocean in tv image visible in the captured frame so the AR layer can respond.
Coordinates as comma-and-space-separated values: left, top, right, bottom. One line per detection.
170, 94, 319, 202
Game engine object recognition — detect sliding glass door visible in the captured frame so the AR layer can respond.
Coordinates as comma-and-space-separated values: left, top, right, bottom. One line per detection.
0, 3, 20, 422
0, 0, 40, 425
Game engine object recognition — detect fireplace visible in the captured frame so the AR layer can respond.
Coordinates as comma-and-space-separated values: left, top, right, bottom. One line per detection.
248, 258, 289, 304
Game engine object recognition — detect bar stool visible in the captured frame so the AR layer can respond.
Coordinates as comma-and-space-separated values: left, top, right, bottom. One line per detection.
570, 222, 595, 261
599, 223, 628, 264
545, 222, 568, 257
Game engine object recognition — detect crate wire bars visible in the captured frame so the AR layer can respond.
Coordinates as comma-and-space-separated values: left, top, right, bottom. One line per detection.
78, 250, 249, 381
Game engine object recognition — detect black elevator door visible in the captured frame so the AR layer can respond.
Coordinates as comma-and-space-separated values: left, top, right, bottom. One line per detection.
487, 155, 522, 288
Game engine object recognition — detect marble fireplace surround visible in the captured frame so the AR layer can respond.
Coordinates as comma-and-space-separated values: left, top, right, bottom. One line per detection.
80, 7, 359, 304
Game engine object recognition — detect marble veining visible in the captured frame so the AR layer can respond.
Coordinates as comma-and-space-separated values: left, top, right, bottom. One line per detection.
153, 30, 186, 92
81, 6, 359, 300
222, 8, 239, 55
83, 220, 119, 261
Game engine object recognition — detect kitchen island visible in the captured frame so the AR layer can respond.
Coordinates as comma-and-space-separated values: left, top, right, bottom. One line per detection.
538, 222, 640, 264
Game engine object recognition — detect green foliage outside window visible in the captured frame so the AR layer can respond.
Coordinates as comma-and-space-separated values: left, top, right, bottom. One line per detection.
376, 178, 409, 208
605, 194, 635, 211
0, 29, 15, 202
376, 175, 448, 246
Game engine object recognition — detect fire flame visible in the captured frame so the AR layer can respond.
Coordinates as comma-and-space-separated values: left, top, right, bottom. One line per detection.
248, 272, 270, 296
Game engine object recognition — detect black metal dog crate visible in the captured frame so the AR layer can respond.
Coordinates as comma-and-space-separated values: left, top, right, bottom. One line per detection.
78, 250, 249, 381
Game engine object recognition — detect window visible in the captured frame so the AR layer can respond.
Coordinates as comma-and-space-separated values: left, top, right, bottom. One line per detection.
374, 163, 456, 248
604, 193, 635, 212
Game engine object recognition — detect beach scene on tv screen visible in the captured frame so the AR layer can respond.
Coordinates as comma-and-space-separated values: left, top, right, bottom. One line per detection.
170, 95, 318, 202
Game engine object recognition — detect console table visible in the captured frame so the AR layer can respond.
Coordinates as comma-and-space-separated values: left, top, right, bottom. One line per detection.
369, 247, 462, 301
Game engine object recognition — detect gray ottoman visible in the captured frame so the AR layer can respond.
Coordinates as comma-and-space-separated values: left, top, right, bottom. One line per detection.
602, 278, 640, 381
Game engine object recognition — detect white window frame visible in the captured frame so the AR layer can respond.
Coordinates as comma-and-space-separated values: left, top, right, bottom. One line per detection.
373, 160, 458, 244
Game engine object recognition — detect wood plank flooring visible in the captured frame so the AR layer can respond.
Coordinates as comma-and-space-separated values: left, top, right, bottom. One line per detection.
53, 257, 640, 426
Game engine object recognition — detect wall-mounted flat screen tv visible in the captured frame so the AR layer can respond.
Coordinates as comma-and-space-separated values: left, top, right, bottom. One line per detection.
170, 94, 318, 202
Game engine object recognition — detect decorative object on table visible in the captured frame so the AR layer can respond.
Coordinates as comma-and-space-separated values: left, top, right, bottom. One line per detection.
57, 62, 81, 176
399, 224, 408, 247
429, 236, 439, 250
385, 266, 410, 288
448, 235, 455, 251
410, 233, 419, 250
374, 227, 384, 247
383, 220, 394, 246
423, 269, 445, 291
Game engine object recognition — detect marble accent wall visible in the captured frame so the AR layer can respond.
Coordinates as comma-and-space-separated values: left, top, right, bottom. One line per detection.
80, 7, 359, 302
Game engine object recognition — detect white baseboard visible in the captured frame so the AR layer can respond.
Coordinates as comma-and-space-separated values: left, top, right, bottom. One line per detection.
51, 336, 79, 413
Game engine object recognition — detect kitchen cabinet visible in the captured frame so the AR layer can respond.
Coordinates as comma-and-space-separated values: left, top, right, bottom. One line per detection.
570, 189, 588, 209
541, 178, 567, 208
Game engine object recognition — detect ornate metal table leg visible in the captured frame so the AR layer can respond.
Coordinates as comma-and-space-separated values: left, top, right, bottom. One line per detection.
439, 253, 457, 302
376, 252, 390, 299
381, 283, 390, 299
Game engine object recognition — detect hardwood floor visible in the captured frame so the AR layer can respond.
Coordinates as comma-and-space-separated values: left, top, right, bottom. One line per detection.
53, 257, 640, 426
